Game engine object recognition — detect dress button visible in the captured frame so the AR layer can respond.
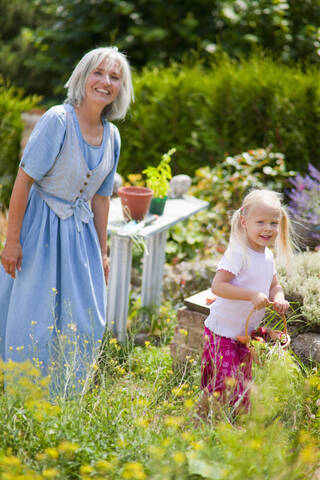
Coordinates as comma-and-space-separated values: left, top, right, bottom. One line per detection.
79, 189, 84, 193
86, 173, 91, 178
84, 182, 88, 186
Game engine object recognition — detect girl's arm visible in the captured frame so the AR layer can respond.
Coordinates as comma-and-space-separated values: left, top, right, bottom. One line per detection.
211, 269, 272, 310
269, 274, 289, 314
91, 193, 110, 284
1, 168, 34, 278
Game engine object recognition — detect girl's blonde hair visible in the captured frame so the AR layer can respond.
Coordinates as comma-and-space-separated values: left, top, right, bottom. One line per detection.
64, 46, 134, 120
230, 189, 294, 265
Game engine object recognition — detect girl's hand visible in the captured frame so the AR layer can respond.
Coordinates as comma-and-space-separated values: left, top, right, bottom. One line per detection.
250, 291, 271, 310
273, 297, 289, 315
102, 253, 109, 285
1, 241, 23, 279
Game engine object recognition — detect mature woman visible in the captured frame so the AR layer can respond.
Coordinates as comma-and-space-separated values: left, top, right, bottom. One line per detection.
0, 47, 133, 390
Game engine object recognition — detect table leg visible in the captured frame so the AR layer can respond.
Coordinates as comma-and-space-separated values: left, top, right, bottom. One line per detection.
107, 234, 132, 342
141, 231, 167, 316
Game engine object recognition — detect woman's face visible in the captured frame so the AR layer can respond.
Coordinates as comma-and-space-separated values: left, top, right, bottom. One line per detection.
84, 57, 122, 108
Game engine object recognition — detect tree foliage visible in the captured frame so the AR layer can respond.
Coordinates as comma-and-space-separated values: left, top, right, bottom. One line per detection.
1, 0, 320, 100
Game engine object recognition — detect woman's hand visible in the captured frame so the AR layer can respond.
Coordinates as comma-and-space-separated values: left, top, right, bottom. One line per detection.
102, 252, 109, 284
1, 167, 34, 279
273, 296, 289, 315
91, 194, 110, 285
1, 241, 23, 278
250, 291, 272, 310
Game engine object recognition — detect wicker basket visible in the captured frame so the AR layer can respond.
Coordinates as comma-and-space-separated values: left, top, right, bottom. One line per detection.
237, 308, 291, 363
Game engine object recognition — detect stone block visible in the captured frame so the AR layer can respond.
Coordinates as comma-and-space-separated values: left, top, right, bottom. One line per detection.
170, 306, 206, 362
291, 333, 320, 363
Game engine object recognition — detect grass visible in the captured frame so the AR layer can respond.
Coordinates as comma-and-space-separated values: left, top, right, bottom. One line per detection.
0, 335, 319, 480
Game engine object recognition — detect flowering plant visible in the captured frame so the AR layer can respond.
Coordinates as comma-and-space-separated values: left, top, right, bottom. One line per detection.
287, 164, 320, 248
143, 148, 175, 198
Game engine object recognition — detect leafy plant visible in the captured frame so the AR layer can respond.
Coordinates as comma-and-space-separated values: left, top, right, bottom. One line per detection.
277, 251, 320, 330
143, 147, 175, 198
287, 164, 320, 249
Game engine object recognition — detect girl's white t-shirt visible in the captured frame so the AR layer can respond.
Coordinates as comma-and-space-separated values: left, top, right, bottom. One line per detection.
204, 245, 276, 339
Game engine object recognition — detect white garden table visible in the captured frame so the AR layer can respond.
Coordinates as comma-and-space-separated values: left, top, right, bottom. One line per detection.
107, 195, 209, 341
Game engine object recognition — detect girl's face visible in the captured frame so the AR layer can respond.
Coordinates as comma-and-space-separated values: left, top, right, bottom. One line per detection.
240, 202, 280, 253
84, 57, 122, 108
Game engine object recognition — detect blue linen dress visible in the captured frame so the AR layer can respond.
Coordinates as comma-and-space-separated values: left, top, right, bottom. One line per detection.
0, 104, 120, 392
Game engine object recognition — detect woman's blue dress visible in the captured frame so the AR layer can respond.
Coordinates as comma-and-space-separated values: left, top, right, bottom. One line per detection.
0, 104, 120, 392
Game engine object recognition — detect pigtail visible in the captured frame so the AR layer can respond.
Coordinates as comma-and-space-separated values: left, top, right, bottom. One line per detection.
276, 206, 296, 266
229, 207, 249, 261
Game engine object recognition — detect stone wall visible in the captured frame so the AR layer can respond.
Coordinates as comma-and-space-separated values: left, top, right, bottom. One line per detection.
170, 306, 206, 362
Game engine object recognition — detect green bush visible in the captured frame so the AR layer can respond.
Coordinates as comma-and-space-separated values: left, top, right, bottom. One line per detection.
0, 79, 39, 208
118, 56, 320, 177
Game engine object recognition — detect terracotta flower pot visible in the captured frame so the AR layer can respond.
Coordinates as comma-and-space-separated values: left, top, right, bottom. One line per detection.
118, 186, 153, 221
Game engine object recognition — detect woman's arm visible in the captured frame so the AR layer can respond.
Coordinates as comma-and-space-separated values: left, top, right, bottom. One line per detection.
269, 274, 289, 314
91, 193, 110, 284
1, 168, 34, 278
212, 269, 272, 310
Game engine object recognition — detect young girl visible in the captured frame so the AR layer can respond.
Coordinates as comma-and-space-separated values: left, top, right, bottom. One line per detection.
201, 189, 293, 412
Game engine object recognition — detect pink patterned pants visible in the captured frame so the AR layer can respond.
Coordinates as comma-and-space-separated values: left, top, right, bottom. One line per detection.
201, 326, 252, 410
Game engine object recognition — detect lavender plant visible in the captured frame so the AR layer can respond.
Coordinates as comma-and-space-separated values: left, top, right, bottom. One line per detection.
287, 164, 320, 248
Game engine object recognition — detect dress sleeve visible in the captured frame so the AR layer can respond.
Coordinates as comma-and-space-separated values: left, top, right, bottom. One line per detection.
19, 106, 66, 181
96, 124, 121, 197
217, 246, 244, 276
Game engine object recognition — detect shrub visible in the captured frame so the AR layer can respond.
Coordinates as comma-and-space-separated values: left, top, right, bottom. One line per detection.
118, 56, 320, 177
278, 251, 320, 330
0, 79, 39, 209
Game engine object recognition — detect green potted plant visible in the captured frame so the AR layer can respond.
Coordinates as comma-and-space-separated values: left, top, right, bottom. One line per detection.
143, 148, 176, 215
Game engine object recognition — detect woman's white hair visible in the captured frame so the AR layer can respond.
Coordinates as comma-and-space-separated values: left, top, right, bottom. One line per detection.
64, 46, 134, 120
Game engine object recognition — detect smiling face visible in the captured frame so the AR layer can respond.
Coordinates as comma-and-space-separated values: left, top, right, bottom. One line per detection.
84, 57, 122, 108
240, 202, 281, 252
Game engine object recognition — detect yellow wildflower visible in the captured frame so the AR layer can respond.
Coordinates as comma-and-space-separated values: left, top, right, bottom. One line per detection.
42, 468, 59, 478
173, 451, 185, 465
164, 416, 184, 428
96, 460, 113, 472
0, 455, 21, 466
45, 447, 59, 459
179, 328, 188, 336
122, 462, 146, 480
57, 440, 79, 454
184, 398, 194, 409
299, 446, 318, 464
80, 465, 94, 475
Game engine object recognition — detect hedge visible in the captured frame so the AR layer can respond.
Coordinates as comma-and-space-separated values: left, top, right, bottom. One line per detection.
117, 56, 320, 177
0, 79, 39, 208
1, 56, 320, 208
